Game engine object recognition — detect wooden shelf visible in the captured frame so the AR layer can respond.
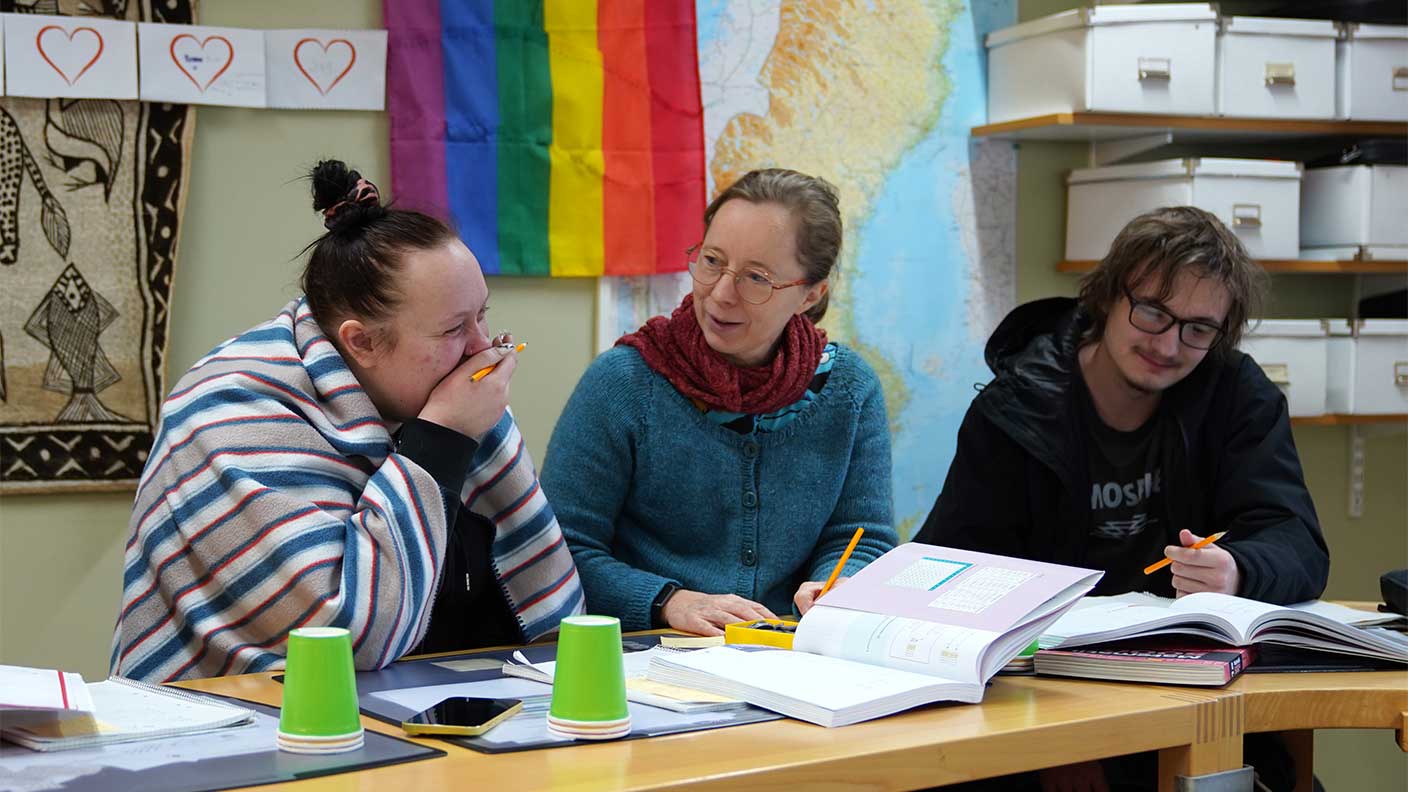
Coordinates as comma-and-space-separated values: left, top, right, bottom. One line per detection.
1058, 260, 1408, 275
1291, 414, 1408, 427
971, 113, 1406, 142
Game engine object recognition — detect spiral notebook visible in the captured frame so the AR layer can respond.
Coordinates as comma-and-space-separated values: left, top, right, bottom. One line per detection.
0, 676, 254, 752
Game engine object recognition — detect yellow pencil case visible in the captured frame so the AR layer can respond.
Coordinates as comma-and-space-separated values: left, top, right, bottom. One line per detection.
724, 618, 798, 650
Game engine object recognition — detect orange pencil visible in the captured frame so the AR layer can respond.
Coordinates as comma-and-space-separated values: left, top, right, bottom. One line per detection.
1143, 531, 1226, 575
818, 527, 865, 598
470, 342, 526, 382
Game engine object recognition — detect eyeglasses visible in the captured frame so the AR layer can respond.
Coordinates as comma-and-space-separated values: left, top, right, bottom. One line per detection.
1124, 289, 1225, 351
686, 244, 808, 305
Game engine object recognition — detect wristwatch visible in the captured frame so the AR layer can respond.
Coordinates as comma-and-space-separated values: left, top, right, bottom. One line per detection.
650, 582, 681, 628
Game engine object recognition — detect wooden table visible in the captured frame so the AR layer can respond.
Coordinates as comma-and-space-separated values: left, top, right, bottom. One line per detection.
180, 666, 1243, 791
1232, 669, 1408, 792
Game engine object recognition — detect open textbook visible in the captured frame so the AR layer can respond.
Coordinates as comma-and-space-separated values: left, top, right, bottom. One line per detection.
1040, 592, 1408, 663
647, 543, 1102, 727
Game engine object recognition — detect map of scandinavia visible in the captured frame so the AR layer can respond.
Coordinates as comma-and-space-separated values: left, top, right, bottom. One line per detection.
602, 0, 1017, 538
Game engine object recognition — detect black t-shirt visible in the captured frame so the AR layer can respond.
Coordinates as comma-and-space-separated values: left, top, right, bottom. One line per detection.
1077, 376, 1169, 594
394, 419, 525, 656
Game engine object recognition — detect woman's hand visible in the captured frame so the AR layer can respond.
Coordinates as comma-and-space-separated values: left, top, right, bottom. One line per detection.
793, 577, 847, 616
418, 342, 517, 440
663, 590, 777, 636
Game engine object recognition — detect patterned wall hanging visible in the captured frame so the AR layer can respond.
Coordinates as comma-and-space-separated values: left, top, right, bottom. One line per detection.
0, 0, 194, 493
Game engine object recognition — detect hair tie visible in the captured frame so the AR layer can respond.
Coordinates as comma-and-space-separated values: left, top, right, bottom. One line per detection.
322, 177, 381, 229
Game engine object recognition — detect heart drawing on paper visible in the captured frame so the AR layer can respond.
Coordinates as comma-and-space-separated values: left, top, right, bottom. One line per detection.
293, 38, 357, 96
36, 25, 105, 86
169, 34, 234, 92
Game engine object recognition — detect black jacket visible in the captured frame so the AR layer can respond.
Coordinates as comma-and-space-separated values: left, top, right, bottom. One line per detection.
916, 298, 1329, 604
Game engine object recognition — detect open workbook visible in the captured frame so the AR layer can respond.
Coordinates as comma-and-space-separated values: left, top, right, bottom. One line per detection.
502, 646, 747, 713
0, 670, 253, 751
1039, 591, 1408, 663
646, 543, 1102, 727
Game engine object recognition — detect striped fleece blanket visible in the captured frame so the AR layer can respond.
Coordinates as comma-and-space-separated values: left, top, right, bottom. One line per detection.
112, 299, 583, 682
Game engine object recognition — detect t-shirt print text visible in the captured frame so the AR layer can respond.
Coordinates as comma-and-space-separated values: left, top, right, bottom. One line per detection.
1090, 469, 1162, 539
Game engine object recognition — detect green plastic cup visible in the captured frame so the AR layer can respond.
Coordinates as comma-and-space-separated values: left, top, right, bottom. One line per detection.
548, 615, 629, 723
278, 627, 363, 739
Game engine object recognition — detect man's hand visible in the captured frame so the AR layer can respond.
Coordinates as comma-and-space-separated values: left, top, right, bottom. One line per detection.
1165, 529, 1240, 597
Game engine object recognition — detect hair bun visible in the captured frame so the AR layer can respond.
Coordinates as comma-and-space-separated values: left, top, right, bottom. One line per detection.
309, 159, 383, 232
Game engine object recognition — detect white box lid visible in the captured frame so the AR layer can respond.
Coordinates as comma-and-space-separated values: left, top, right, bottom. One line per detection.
1068, 158, 1302, 185
1221, 16, 1337, 38
1086, 4, 1216, 26
1324, 319, 1408, 336
1246, 320, 1329, 338
986, 4, 1215, 48
1340, 23, 1408, 40
1358, 319, 1408, 336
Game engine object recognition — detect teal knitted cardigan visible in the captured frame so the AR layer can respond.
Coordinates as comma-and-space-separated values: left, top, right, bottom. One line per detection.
541, 344, 898, 630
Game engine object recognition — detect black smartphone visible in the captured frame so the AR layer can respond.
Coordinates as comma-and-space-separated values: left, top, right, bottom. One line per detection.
401, 696, 523, 736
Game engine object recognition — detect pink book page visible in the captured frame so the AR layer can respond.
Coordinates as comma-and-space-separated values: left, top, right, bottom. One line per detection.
814, 543, 1102, 632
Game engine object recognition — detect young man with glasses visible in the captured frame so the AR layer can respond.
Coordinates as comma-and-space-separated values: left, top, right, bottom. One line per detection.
918, 206, 1328, 604
920, 206, 1326, 792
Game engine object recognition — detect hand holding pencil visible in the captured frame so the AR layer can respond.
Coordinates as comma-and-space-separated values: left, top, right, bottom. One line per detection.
471, 342, 526, 381
418, 338, 520, 440
1149, 529, 1241, 597
793, 527, 865, 616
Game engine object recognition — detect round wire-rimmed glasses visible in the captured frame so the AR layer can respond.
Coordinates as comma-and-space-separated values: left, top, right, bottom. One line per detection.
685, 244, 808, 305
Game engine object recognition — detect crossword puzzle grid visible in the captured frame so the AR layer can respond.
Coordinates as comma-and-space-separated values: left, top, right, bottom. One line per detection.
928, 567, 1036, 613
886, 559, 970, 590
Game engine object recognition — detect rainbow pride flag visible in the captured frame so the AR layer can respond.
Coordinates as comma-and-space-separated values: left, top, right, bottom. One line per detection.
386, 0, 705, 277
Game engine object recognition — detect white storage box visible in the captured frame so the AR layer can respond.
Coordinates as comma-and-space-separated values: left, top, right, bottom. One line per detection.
987, 4, 1217, 124
1066, 158, 1303, 261
1326, 320, 1408, 415
1335, 24, 1408, 121
1240, 320, 1328, 417
1217, 17, 1338, 119
1301, 165, 1408, 248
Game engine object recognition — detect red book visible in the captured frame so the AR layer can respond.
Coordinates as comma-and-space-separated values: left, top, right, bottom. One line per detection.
1034, 640, 1257, 686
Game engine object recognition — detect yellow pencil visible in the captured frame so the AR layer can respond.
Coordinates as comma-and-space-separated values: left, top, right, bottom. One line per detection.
1143, 531, 1226, 575
818, 527, 865, 598
470, 342, 526, 382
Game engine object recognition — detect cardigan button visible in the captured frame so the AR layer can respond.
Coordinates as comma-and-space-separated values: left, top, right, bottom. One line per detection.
742, 441, 759, 458
741, 548, 757, 566
742, 491, 757, 508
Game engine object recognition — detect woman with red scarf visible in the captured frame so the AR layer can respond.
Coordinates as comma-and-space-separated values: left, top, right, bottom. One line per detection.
541, 169, 898, 636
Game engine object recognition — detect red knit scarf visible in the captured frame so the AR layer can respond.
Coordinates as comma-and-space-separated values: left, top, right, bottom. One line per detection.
616, 294, 827, 414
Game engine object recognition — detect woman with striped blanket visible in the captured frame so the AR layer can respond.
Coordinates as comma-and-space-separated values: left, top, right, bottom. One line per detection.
112, 160, 583, 682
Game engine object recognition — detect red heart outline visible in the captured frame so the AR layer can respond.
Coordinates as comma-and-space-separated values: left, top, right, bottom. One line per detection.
36, 25, 105, 86
169, 33, 234, 93
293, 38, 357, 96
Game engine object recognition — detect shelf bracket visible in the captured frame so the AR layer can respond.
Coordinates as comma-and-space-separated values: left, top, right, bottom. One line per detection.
1088, 132, 1174, 167
1349, 425, 1365, 519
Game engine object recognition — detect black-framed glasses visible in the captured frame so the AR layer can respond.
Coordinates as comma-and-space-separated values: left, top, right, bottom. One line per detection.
686, 244, 807, 306
1124, 289, 1225, 350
